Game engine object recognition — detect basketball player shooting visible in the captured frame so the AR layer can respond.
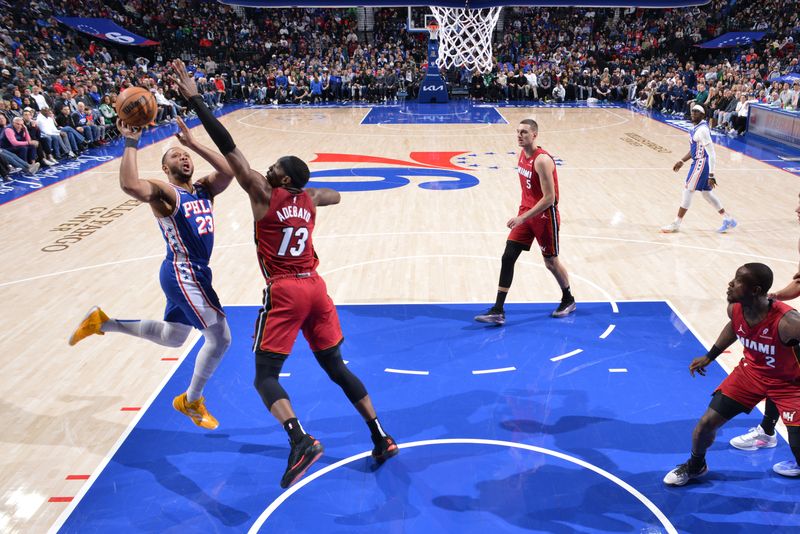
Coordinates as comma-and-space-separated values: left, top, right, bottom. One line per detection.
170, 59, 398, 489
69, 117, 236, 431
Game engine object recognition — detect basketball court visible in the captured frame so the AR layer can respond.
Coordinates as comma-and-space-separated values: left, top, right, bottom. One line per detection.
2, 99, 799, 533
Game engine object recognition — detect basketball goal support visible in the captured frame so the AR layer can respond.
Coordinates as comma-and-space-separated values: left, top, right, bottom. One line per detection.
417, 22, 449, 104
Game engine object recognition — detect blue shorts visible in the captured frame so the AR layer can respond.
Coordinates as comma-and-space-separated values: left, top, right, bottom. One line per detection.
160, 260, 224, 330
685, 158, 711, 191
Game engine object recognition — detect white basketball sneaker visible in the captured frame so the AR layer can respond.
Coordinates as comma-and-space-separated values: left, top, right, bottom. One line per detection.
660, 221, 680, 233
773, 461, 800, 477
729, 425, 778, 451
663, 460, 708, 486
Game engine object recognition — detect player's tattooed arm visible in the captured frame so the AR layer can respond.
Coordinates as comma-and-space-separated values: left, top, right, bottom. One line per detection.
778, 310, 800, 346
306, 187, 340, 207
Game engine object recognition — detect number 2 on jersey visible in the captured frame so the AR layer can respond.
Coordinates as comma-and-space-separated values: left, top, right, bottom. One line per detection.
278, 226, 309, 256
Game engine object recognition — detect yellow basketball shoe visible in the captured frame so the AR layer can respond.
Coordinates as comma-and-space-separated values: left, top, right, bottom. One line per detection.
173, 392, 219, 430
68, 306, 109, 346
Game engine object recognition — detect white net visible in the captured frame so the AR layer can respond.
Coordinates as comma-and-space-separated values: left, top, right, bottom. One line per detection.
429, 7, 502, 74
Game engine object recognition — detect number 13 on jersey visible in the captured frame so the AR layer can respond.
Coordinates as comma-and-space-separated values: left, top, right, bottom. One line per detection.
278, 226, 309, 256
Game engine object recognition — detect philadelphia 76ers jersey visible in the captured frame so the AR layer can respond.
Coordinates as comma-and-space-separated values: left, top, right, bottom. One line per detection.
155, 182, 224, 330
689, 120, 710, 162
157, 183, 215, 264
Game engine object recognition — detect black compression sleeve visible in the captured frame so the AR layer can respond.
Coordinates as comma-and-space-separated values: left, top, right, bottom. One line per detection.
187, 95, 236, 154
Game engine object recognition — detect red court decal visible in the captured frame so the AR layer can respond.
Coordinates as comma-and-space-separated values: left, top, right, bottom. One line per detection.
120, 407, 141, 411
49, 497, 74, 503
65, 474, 90, 480
161, 357, 179, 361
310, 151, 469, 170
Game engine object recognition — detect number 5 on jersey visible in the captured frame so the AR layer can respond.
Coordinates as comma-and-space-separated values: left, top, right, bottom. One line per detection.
278, 226, 309, 256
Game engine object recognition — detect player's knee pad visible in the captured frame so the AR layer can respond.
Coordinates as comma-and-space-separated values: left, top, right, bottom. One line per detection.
708, 390, 748, 421
314, 344, 367, 404
253, 352, 289, 409
502, 241, 524, 265
201, 318, 232, 355
500, 241, 525, 287
680, 188, 694, 209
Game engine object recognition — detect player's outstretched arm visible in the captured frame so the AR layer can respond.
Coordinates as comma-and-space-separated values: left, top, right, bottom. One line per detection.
117, 119, 175, 215
770, 271, 800, 302
306, 187, 340, 207
171, 60, 271, 215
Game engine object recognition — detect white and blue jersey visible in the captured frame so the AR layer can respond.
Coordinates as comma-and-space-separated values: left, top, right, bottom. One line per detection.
156, 183, 224, 330
685, 120, 713, 191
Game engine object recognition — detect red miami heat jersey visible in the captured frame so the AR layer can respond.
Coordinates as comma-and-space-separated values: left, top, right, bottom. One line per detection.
255, 187, 319, 279
518, 147, 559, 209
732, 301, 800, 382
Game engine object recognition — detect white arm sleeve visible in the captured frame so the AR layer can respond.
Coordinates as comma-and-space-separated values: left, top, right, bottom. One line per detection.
694, 126, 716, 174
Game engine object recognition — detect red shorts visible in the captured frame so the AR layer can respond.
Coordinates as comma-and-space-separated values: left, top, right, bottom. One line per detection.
716, 362, 800, 426
507, 205, 560, 257
253, 274, 343, 356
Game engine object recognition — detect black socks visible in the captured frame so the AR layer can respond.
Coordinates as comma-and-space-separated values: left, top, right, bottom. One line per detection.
761, 400, 779, 436
283, 417, 306, 444
367, 417, 387, 443
494, 290, 508, 311
561, 286, 573, 302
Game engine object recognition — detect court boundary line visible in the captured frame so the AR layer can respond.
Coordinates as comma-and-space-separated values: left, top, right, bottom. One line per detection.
246, 438, 678, 534
46, 331, 203, 534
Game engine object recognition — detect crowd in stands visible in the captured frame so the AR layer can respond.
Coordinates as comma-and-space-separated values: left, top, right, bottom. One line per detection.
1, 0, 799, 180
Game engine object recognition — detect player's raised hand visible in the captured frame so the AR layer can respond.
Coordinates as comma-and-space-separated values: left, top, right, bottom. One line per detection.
689, 355, 712, 377
171, 59, 199, 99
117, 118, 143, 141
175, 117, 194, 148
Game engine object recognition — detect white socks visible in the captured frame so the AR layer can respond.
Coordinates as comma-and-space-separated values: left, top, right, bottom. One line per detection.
100, 315, 232, 403
187, 318, 232, 402
101, 319, 192, 347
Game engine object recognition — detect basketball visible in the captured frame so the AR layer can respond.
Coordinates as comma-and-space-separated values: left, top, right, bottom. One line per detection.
115, 86, 157, 127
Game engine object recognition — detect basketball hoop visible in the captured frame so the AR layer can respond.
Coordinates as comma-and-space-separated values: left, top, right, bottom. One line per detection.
426, 23, 440, 41
429, 7, 502, 74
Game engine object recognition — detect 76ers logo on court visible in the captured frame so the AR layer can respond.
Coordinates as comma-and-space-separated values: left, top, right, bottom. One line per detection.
308, 152, 479, 192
